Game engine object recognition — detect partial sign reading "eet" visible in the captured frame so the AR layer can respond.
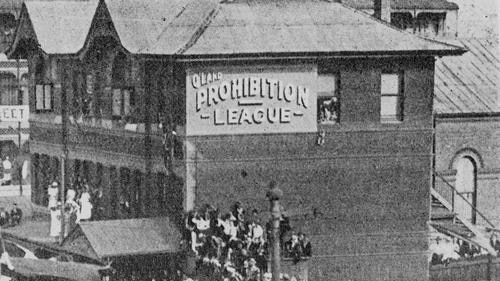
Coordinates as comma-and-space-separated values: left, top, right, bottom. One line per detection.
0, 106, 29, 122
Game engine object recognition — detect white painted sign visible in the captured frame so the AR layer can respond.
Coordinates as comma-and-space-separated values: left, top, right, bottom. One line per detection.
0, 105, 29, 122
186, 65, 317, 136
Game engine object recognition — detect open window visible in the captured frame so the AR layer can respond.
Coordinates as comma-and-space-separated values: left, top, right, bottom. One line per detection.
317, 74, 340, 124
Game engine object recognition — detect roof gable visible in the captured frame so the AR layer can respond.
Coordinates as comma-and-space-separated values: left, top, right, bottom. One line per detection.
10, 0, 465, 58
7, 3, 38, 58
12, 0, 98, 55
63, 225, 100, 261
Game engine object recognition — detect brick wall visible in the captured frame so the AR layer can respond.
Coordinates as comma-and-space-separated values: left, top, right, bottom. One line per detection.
186, 57, 435, 281
27, 54, 437, 280
435, 116, 500, 226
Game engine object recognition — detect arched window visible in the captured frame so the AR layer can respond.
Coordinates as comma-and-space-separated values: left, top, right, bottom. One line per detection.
454, 156, 477, 224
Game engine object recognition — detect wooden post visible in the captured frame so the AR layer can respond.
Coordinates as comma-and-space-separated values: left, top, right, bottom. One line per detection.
267, 181, 283, 281
59, 156, 66, 244
487, 254, 493, 281
18, 121, 22, 196
60, 59, 69, 245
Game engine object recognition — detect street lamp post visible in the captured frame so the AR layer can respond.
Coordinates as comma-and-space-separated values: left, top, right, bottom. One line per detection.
266, 181, 283, 281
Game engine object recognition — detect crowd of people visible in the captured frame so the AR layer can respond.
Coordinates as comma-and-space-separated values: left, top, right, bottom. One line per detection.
48, 180, 93, 238
181, 202, 312, 281
430, 235, 488, 265
0, 203, 23, 227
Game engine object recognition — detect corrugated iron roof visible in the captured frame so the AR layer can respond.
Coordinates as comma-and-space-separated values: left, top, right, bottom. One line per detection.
178, 0, 463, 56
10, 258, 103, 281
65, 217, 182, 259
434, 38, 500, 114
10, 0, 465, 58
22, 0, 98, 54
104, 0, 220, 54
342, 0, 459, 10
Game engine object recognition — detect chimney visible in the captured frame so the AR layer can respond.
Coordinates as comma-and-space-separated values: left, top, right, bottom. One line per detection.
374, 0, 391, 23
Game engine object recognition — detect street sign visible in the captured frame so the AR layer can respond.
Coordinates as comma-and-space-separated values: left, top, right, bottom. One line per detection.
0, 106, 29, 123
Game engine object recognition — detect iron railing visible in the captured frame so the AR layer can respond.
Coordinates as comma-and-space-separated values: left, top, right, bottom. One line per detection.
434, 173, 495, 229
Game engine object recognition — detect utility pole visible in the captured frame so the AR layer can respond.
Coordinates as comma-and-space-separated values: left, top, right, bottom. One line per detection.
18, 121, 21, 196
266, 181, 283, 281
59, 60, 69, 245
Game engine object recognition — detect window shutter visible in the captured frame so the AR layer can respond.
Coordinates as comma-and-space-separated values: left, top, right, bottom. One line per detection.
123, 89, 130, 116
44, 85, 52, 109
112, 89, 122, 116
35, 85, 44, 110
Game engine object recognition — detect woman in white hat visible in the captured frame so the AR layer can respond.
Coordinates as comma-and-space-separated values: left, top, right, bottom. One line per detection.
47, 182, 59, 209
78, 185, 93, 221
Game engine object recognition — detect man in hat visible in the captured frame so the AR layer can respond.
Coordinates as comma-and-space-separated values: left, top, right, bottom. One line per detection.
298, 232, 311, 257
9, 203, 22, 226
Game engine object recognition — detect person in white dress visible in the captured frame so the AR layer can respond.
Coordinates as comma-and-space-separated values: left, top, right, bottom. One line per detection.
78, 186, 93, 222
49, 202, 62, 238
1, 156, 12, 185
47, 182, 59, 209
64, 189, 79, 236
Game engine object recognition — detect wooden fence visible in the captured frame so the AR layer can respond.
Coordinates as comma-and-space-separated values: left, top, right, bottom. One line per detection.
430, 256, 500, 281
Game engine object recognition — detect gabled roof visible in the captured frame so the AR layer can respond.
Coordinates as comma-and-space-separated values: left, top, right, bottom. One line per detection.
62, 217, 182, 260
104, 0, 219, 54
9, 0, 98, 56
178, 0, 464, 56
342, 0, 459, 10
10, 0, 464, 58
434, 38, 500, 114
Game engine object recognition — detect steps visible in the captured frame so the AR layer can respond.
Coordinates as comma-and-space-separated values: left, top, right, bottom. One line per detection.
430, 188, 497, 256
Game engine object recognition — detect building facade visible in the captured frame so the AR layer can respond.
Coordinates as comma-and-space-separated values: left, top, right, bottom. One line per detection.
8, 0, 464, 280
343, 0, 459, 38
433, 38, 500, 228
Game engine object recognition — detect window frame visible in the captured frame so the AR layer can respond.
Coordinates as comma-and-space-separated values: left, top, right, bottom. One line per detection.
111, 87, 134, 120
317, 73, 341, 125
380, 71, 404, 123
34, 83, 53, 112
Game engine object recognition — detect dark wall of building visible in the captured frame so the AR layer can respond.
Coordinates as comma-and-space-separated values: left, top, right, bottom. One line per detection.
186, 57, 435, 281
26, 51, 436, 280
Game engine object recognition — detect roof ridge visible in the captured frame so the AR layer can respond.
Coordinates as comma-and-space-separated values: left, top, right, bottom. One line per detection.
337, 1, 466, 53
175, 1, 221, 55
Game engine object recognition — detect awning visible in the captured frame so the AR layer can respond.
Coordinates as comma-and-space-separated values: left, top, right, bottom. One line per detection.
62, 217, 182, 261
4, 258, 103, 281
